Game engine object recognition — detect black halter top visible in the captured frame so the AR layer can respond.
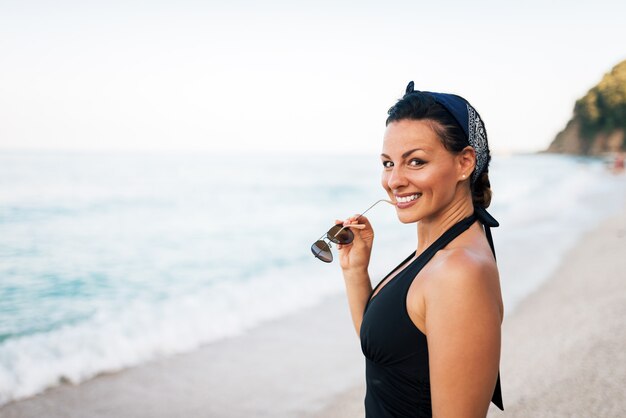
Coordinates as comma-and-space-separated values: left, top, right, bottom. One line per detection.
360, 207, 504, 417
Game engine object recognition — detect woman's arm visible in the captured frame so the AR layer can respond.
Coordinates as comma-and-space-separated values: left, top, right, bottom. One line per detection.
336, 215, 375, 337
341, 268, 372, 336
424, 249, 502, 418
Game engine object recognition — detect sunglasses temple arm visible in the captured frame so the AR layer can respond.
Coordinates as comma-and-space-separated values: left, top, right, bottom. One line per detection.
331, 199, 395, 239
355, 199, 395, 222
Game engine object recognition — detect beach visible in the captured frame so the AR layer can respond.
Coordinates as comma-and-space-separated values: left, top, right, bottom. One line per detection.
1, 204, 624, 417
0, 293, 365, 418
2, 1, 626, 415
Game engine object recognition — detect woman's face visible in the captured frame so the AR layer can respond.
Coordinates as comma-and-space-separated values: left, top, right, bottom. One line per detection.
381, 119, 467, 224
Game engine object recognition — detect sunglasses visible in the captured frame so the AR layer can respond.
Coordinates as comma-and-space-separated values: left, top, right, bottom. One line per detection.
311, 199, 394, 263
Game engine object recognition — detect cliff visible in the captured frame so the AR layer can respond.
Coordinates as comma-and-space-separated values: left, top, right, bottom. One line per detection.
546, 59, 626, 155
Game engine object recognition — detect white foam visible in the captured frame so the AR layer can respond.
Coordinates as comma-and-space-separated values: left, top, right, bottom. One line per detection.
0, 260, 344, 405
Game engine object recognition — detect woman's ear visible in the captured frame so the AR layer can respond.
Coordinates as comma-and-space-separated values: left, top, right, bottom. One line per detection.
457, 146, 476, 180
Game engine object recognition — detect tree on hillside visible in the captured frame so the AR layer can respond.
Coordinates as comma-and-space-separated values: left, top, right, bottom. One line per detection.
574, 60, 626, 141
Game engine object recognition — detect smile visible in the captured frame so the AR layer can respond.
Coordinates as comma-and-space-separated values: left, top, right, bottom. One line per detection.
395, 193, 421, 203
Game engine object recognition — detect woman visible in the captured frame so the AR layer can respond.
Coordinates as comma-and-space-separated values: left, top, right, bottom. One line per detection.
337, 82, 504, 417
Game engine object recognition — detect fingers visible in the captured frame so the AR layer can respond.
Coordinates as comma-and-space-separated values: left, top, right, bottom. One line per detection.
334, 215, 373, 233
333, 214, 373, 248
343, 214, 359, 226
341, 214, 373, 245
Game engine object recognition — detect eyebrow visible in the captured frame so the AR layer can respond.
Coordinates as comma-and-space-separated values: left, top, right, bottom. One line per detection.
380, 148, 424, 159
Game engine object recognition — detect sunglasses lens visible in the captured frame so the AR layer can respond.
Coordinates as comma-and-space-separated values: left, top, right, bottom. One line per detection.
326, 224, 354, 244
311, 241, 333, 263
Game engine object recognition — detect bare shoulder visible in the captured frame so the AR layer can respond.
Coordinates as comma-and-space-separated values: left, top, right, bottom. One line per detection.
425, 244, 499, 288
423, 245, 503, 319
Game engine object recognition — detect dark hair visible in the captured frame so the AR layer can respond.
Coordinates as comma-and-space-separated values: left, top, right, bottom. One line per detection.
386, 92, 492, 208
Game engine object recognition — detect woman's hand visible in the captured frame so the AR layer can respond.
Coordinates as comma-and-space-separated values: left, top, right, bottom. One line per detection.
335, 215, 374, 273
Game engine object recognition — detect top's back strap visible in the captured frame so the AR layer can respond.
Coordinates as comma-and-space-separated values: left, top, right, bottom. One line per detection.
474, 205, 503, 410
474, 206, 499, 261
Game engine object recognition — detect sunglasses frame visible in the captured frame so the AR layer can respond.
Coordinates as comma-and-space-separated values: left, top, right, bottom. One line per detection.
311, 199, 394, 263
311, 224, 355, 263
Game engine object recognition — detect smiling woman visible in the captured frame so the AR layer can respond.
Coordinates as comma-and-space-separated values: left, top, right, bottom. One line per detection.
336, 82, 503, 417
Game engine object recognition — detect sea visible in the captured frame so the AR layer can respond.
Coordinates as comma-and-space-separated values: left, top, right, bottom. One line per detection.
1, 151, 625, 406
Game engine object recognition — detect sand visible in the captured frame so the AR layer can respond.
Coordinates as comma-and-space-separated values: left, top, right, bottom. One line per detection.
2, 206, 626, 417
485, 207, 626, 417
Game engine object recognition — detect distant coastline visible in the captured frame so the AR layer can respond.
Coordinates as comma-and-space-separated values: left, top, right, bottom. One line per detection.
546, 59, 626, 156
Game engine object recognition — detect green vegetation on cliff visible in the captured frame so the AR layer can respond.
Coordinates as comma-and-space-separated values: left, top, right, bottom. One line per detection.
548, 59, 626, 155
575, 60, 626, 139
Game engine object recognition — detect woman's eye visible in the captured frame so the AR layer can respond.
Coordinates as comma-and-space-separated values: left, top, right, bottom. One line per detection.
382, 160, 393, 168
408, 158, 425, 167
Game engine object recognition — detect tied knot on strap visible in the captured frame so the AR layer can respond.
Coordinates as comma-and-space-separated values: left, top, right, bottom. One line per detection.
474, 206, 499, 260
474, 206, 499, 228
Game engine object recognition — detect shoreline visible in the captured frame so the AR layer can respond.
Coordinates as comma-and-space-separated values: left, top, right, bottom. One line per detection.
0, 293, 365, 418
3, 204, 626, 417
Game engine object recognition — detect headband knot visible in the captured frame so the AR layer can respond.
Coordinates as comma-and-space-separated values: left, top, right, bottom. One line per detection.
405, 81, 415, 94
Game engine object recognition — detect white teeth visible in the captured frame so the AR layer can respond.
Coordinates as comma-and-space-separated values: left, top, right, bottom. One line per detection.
396, 193, 420, 203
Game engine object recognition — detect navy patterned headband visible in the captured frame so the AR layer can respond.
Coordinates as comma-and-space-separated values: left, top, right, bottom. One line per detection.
405, 81, 490, 184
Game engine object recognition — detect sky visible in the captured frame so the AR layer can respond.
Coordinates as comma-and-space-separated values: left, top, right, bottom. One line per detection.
1, 0, 625, 155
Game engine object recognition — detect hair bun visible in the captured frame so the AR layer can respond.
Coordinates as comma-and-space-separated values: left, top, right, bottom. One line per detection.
405, 81, 415, 94
472, 171, 492, 209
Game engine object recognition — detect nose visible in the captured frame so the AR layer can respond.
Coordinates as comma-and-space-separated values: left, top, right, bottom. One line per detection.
385, 165, 408, 191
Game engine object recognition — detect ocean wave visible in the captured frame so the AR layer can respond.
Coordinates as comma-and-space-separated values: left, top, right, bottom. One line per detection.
0, 261, 343, 405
